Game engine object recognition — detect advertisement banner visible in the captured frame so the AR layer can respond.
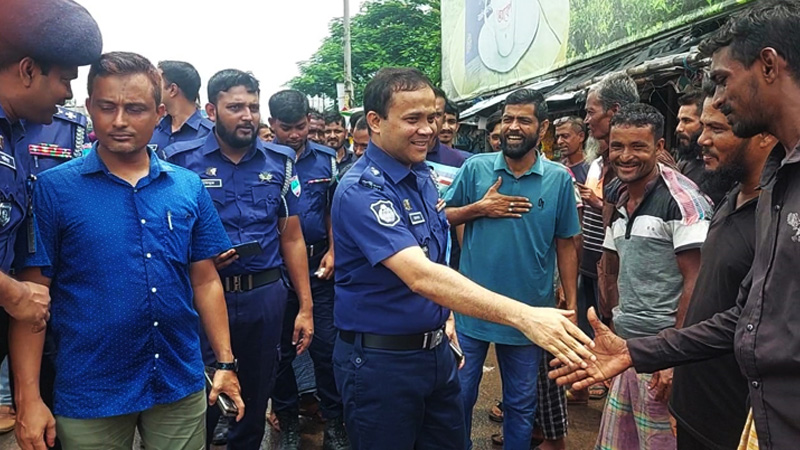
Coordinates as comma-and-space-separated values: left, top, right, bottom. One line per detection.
442, 0, 755, 102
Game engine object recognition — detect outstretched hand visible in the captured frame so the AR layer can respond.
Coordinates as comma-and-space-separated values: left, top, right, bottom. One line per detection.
548, 307, 632, 390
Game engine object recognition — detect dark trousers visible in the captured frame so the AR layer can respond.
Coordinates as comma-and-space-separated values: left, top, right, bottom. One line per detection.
201, 280, 288, 450
677, 423, 718, 450
333, 334, 465, 450
577, 274, 599, 338
272, 271, 342, 419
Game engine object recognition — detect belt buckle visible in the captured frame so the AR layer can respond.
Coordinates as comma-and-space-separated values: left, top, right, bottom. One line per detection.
423, 329, 444, 350
308, 244, 315, 257
231, 275, 242, 293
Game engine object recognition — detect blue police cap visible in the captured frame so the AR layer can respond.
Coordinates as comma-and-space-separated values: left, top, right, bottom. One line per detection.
0, 0, 102, 67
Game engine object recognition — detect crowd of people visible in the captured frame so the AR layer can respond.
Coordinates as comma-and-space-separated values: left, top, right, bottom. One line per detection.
1, 0, 800, 450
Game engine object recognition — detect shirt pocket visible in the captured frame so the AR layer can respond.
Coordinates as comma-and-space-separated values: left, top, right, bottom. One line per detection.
251, 183, 281, 222
160, 207, 196, 264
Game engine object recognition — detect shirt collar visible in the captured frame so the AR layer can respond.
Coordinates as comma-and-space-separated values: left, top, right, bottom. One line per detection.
427, 139, 442, 155
492, 149, 544, 177
758, 142, 789, 188
365, 142, 427, 184
0, 103, 25, 137
81, 143, 174, 176
616, 168, 662, 209
158, 110, 204, 133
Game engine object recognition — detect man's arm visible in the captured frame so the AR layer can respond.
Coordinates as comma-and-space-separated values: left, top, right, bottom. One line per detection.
0, 272, 50, 333
10, 268, 55, 450
316, 212, 335, 280
382, 246, 594, 367
675, 248, 701, 328
190, 259, 244, 422
279, 215, 314, 354
556, 237, 579, 318
445, 177, 531, 226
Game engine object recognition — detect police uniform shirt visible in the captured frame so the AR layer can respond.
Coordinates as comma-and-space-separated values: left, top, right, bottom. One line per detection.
20, 107, 89, 175
332, 142, 450, 335
149, 110, 213, 157
165, 132, 300, 277
290, 140, 337, 245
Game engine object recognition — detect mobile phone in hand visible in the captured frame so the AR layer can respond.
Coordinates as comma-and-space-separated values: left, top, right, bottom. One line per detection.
231, 240, 262, 258
449, 341, 464, 365
204, 367, 239, 418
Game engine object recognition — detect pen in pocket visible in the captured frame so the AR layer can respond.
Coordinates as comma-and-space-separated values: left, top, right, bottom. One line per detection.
167, 210, 173, 231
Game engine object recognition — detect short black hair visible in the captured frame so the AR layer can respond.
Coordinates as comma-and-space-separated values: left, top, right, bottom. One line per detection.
504, 88, 549, 123
207, 69, 259, 105
324, 110, 346, 128
486, 110, 502, 132
349, 110, 365, 132
158, 60, 201, 103
433, 86, 447, 101
354, 116, 368, 131
590, 73, 639, 111
609, 103, 665, 143
363, 67, 434, 119
308, 109, 323, 122
268, 89, 309, 124
677, 88, 704, 113
444, 100, 459, 121
699, 0, 800, 80
701, 73, 716, 98
88, 52, 161, 106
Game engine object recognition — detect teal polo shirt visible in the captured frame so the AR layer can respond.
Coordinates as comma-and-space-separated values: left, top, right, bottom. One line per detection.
443, 152, 581, 345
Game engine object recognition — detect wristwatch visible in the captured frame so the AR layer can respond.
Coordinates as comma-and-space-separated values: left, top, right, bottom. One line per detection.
215, 359, 238, 372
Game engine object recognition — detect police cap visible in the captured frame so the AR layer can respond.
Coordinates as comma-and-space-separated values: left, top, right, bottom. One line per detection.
0, 0, 102, 67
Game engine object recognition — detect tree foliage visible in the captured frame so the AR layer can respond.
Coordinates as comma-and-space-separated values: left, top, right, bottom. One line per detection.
288, 0, 441, 106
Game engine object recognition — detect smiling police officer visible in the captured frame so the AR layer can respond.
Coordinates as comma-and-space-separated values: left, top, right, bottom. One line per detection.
331, 68, 594, 449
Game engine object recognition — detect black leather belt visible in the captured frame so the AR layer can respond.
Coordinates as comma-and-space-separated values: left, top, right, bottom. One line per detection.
339, 327, 446, 351
307, 239, 328, 258
222, 268, 281, 293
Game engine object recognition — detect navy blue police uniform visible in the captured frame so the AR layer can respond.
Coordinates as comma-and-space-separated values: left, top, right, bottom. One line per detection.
331, 142, 465, 449
272, 140, 344, 420
20, 107, 90, 175
149, 109, 213, 157
165, 132, 300, 450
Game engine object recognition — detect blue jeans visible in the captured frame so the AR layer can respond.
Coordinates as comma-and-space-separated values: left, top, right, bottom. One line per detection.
0, 357, 10, 405
458, 332, 542, 450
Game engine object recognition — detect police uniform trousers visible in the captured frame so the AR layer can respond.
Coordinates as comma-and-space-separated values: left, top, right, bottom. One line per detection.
273, 250, 342, 419
201, 278, 288, 450
332, 333, 466, 450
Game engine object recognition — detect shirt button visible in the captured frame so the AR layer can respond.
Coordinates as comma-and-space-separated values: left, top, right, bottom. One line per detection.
151, 287, 157, 293
746, 324, 754, 331
237, 195, 242, 200
775, 204, 782, 211
133, 189, 138, 193
141, 219, 147, 224
355, 357, 362, 364
155, 354, 160, 359
146, 253, 152, 259
153, 321, 159, 327
751, 381, 760, 388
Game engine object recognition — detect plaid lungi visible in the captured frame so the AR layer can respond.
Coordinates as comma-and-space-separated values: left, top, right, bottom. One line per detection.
535, 352, 568, 440
737, 409, 759, 450
595, 367, 676, 450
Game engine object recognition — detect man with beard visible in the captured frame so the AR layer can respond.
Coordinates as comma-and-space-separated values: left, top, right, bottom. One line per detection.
444, 88, 581, 449
324, 110, 354, 171
165, 69, 310, 450
675, 90, 706, 191
667, 79, 777, 450
308, 110, 326, 144
268, 90, 348, 450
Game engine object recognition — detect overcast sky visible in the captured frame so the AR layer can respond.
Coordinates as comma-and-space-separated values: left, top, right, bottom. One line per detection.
73, 0, 364, 105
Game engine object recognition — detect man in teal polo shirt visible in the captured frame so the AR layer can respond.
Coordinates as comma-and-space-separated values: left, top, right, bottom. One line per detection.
444, 88, 580, 449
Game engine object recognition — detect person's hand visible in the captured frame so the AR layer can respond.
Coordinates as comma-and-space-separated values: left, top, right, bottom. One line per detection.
518, 306, 595, 368
293, 309, 314, 355
214, 249, 239, 271
649, 368, 673, 403
669, 413, 677, 437
316, 250, 335, 280
445, 313, 465, 369
478, 177, 532, 218
548, 307, 632, 390
577, 183, 603, 210
5, 281, 50, 333
15, 398, 56, 450
209, 369, 245, 422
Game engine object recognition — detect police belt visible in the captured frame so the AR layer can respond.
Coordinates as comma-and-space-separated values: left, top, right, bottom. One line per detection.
222, 268, 281, 293
307, 239, 328, 258
339, 326, 446, 351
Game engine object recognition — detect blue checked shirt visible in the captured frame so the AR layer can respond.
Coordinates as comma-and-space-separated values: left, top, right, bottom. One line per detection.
24, 145, 231, 419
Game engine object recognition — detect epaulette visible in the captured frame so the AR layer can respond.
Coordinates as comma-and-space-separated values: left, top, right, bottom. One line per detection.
263, 141, 296, 161
309, 141, 337, 158
199, 116, 214, 130
163, 136, 205, 159
54, 106, 87, 127
358, 164, 385, 191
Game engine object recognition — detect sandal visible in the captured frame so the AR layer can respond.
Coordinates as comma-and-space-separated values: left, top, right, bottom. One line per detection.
589, 383, 609, 400
488, 400, 503, 422
566, 388, 589, 405
491, 433, 503, 446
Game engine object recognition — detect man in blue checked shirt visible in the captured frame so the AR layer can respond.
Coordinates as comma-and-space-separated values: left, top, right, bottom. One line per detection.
166, 71, 313, 450
11, 52, 244, 450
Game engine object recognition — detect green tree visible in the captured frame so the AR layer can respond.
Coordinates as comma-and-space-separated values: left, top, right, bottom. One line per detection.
289, 0, 441, 107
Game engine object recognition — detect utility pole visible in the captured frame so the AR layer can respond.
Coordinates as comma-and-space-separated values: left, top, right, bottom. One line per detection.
343, 0, 354, 109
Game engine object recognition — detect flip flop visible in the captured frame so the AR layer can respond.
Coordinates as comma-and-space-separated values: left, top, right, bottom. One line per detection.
491, 433, 503, 446
489, 400, 503, 422
589, 383, 609, 400
566, 388, 589, 405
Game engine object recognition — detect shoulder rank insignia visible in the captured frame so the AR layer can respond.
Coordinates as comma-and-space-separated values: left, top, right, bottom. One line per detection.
259, 172, 273, 182
206, 167, 217, 177
370, 167, 380, 176
403, 199, 412, 211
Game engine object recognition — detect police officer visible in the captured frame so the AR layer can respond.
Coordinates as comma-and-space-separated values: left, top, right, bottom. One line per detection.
0, 1, 101, 449
165, 70, 313, 450
21, 106, 90, 175
268, 90, 349, 450
150, 60, 213, 155
331, 68, 594, 449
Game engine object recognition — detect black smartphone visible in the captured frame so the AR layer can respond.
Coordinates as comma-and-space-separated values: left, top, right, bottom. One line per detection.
204, 367, 239, 418
449, 340, 464, 365
231, 240, 263, 258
